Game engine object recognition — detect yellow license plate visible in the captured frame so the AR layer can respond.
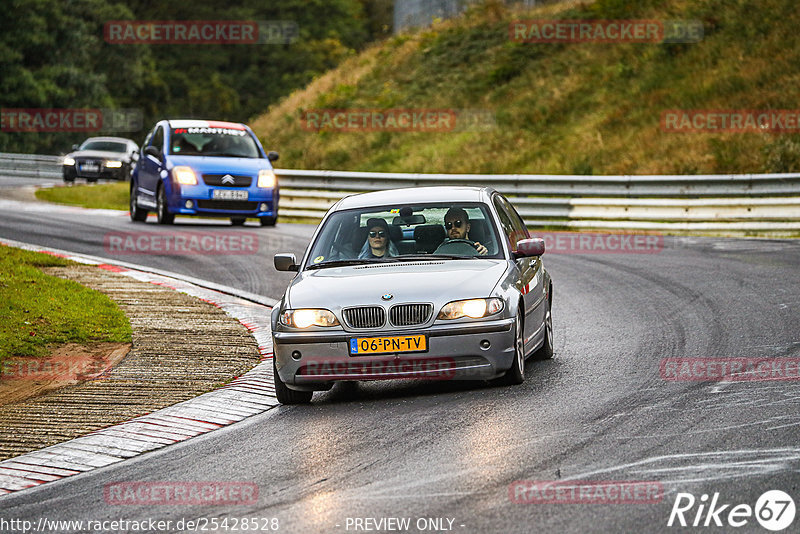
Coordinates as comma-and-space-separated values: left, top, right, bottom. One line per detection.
349, 335, 427, 355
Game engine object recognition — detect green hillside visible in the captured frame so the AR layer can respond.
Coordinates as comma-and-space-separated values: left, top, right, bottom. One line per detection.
251, 0, 800, 175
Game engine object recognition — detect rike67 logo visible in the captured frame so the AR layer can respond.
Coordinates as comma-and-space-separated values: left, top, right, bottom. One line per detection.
668, 490, 796, 531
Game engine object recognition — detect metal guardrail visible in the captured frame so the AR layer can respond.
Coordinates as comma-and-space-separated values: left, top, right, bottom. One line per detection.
3, 152, 800, 233
0, 152, 61, 178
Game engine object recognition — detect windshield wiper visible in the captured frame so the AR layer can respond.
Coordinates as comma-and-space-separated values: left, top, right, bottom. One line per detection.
305, 259, 377, 270
391, 254, 477, 261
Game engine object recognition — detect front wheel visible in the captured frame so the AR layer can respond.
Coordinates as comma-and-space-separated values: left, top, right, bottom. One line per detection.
260, 215, 277, 227
129, 184, 148, 222
273, 357, 313, 405
230, 217, 246, 226
497, 313, 525, 386
156, 183, 174, 225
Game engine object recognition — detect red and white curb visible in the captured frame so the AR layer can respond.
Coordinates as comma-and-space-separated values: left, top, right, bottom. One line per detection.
0, 240, 279, 497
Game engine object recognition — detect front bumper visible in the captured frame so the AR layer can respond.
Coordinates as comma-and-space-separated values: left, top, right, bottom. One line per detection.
170, 186, 278, 217
273, 318, 516, 390
64, 165, 127, 180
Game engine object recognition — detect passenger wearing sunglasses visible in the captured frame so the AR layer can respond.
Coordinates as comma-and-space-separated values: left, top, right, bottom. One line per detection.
443, 207, 488, 255
358, 217, 399, 259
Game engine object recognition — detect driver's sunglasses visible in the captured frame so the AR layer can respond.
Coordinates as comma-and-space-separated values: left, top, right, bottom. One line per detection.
445, 220, 463, 230
369, 230, 387, 238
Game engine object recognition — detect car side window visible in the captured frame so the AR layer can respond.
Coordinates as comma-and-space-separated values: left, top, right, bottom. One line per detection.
499, 195, 530, 245
493, 196, 517, 251
140, 131, 153, 155
151, 126, 164, 152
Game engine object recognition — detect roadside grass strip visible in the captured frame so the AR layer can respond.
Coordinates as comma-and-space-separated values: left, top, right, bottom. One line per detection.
0, 245, 131, 364
0, 240, 278, 497
34, 182, 129, 210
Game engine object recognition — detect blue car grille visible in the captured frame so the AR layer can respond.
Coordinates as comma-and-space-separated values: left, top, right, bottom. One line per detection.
196, 200, 259, 211
343, 306, 385, 329
389, 304, 432, 327
202, 174, 252, 187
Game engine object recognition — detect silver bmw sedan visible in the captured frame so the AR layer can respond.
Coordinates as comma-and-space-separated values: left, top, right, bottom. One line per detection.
271, 186, 553, 404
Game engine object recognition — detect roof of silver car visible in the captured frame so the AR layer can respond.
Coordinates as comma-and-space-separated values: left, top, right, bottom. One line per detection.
334, 186, 496, 210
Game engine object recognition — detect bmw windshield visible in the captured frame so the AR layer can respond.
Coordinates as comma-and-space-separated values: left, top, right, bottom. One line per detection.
305, 203, 504, 269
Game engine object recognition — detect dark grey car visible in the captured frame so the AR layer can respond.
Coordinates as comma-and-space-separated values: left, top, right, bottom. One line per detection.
62, 136, 139, 182
271, 186, 553, 404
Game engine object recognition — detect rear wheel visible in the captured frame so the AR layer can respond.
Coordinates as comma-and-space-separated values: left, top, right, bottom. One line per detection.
156, 183, 174, 225
230, 217, 246, 226
273, 357, 313, 405
129, 184, 148, 222
533, 299, 554, 360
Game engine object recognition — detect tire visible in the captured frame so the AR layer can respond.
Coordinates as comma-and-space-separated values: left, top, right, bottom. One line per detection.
498, 312, 525, 385
260, 215, 277, 227
129, 184, 148, 222
230, 217, 246, 226
156, 183, 174, 225
87, 177, 98, 183
63, 174, 74, 183
533, 299, 554, 360
273, 357, 313, 405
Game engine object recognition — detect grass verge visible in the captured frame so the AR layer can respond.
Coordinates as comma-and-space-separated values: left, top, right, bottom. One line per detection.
251, 0, 800, 175
0, 245, 132, 365
35, 182, 129, 210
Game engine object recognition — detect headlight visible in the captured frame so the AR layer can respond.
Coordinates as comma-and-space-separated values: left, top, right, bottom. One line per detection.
437, 298, 504, 320
257, 169, 277, 188
281, 309, 340, 328
173, 166, 197, 185
104, 160, 123, 168
62, 157, 75, 166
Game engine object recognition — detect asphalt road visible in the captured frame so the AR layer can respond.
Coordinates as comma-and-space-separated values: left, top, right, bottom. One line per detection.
2, 176, 800, 533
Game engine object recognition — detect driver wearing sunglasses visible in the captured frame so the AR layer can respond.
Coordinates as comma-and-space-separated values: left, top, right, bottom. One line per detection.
444, 207, 488, 255
358, 217, 399, 259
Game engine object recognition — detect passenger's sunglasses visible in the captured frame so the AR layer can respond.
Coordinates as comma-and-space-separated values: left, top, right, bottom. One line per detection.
445, 220, 464, 230
369, 230, 387, 238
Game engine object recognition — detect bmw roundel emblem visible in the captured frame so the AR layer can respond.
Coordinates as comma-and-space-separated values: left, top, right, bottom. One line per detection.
381, 294, 393, 301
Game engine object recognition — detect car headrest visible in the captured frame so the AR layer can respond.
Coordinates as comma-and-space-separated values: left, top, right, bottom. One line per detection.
413, 224, 446, 253
468, 218, 489, 244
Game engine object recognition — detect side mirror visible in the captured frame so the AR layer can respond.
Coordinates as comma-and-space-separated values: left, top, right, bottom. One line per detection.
274, 253, 299, 272
516, 238, 545, 258
144, 146, 162, 160
72, 144, 79, 151
267, 151, 279, 162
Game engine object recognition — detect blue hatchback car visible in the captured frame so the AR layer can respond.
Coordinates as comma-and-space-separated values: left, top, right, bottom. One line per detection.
130, 119, 279, 226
